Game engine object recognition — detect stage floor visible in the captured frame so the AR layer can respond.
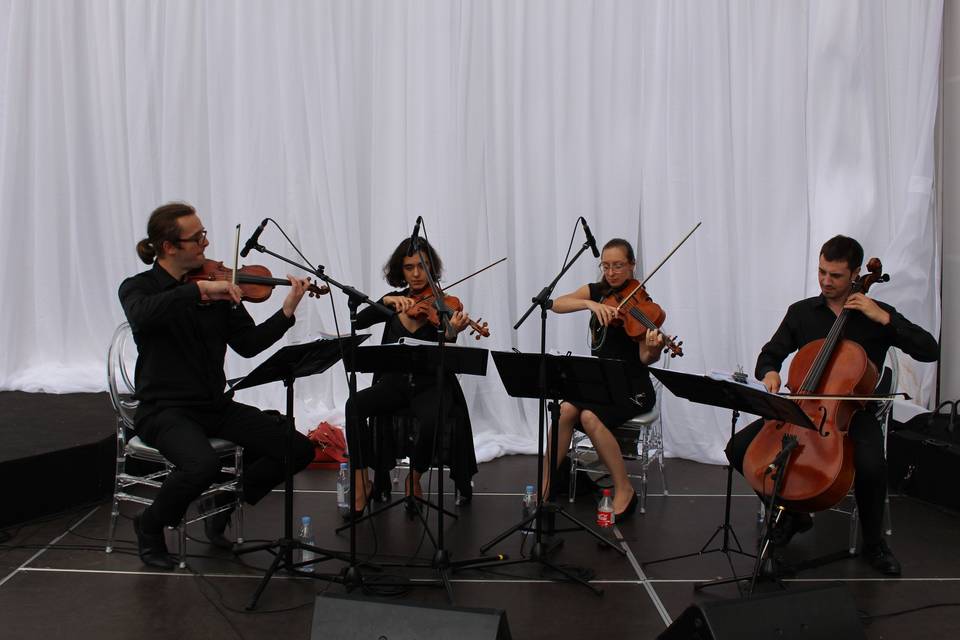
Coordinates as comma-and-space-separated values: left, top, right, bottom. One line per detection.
1, 456, 958, 639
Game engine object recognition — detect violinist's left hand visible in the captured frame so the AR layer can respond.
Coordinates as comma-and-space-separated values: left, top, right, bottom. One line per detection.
639, 330, 666, 365
449, 310, 471, 334
282, 275, 312, 318
844, 293, 890, 326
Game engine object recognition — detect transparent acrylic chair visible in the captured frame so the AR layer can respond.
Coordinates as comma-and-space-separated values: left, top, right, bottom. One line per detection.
567, 370, 667, 514
105, 322, 244, 569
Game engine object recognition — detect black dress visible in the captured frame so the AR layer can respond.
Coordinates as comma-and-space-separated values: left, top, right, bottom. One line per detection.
346, 290, 478, 499
567, 281, 656, 430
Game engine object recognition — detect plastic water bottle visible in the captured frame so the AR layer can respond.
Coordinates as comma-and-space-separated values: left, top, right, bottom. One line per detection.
596, 489, 615, 529
298, 515, 317, 572
520, 484, 536, 534
336, 462, 350, 516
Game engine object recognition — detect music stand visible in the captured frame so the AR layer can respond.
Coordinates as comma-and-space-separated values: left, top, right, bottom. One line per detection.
341, 341, 499, 597
232, 334, 369, 609
640, 368, 817, 593
480, 351, 642, 595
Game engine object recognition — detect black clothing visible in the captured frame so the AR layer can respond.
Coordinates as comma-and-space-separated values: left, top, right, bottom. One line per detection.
567, 282, 656, 428
118, 262, 314, 529
755, 294, 939, 381
345, 291, 477, 492
727, 293, 938, 547
119, 262, 295, 420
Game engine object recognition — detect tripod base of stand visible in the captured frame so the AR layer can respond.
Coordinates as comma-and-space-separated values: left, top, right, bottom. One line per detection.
237, 538, 348, 610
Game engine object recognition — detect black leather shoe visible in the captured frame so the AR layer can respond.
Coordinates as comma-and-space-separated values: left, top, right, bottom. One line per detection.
862, 540, 902, 576
134, 513, 175, 570
768, 511, 813, 547
615, 491, 639, 521
198, 494, 235, 550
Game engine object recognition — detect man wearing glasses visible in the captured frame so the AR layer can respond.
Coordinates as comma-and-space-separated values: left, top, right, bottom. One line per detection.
118, 202, 317, 569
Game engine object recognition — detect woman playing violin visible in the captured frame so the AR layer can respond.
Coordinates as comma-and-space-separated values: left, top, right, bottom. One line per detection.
543, 238, 666, 520
118, 202, 317, 569
345, 237, 478, 517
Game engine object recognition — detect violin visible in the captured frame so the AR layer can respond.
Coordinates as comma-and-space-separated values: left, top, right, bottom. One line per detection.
404, 288, 491, 340
595, 279, 684, 357
186, 259, 329, 303
741, 258, 890, 512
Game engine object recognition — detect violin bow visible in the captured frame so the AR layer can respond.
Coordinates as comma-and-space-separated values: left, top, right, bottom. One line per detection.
615, 221, 701, 313
231, 224, 241, 307
417, 257, 508, 301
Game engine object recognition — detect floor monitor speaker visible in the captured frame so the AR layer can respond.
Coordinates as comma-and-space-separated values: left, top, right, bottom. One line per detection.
310, 593, 512, 640
658, 583, 865, 640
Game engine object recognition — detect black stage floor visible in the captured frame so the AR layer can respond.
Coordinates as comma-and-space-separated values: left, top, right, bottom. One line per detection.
2, 454, 960, 639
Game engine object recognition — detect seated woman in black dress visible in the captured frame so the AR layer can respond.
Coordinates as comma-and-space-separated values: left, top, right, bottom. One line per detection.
542, 238, 665, 520
344, 237, 478, 516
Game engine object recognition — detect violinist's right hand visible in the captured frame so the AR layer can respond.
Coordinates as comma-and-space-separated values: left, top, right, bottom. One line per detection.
588, 300, 620, 326
197, 279, 242, 304
384, 295, 416, 313
762, 371, 782, 394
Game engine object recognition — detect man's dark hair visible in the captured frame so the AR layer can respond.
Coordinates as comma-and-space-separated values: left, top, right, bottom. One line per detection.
820, 235, 864, 271
136, 202, 196, 264
383, 238, 444, 288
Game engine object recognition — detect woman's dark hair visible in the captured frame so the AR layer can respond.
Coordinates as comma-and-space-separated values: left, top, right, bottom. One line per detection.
136, 202, 196, 264
602, 238, 636, 264
383, 237, 443, 288
820, 235, 864, 271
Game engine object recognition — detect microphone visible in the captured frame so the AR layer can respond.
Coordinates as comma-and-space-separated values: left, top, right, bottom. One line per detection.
580, 217, 600, 258
765, 434, 799, 475
240, 218, 269, 258
406, 216, 423, 256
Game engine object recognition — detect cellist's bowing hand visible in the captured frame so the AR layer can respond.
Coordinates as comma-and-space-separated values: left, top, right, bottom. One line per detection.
588, 301, 620, 326
762, 371, 782, 394
844, 293, 891, 326
639, 330, 666, 364
197, 279, 243, 304
384, 295, 416, 313
282, 275, 311, 318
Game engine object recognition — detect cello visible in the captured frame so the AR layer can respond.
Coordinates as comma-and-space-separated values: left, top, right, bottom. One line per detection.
742, 258, 890, 512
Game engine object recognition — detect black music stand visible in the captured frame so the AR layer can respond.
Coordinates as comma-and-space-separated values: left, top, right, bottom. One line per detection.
232, 334, 369, 609
480, 351, 645, 595
640, 368, 817, 593
341, 341, 499, 597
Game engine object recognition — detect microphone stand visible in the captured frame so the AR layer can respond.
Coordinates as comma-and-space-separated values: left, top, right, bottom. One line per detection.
241, 241, 391, 589
480, 237, 623, 596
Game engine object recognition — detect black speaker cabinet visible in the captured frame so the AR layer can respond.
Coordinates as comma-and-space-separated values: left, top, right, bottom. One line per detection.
658, 584, 865, 640
310, 593, 512, 640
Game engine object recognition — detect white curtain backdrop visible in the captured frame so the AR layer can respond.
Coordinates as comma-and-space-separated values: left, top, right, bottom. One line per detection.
0, 0, 942, 464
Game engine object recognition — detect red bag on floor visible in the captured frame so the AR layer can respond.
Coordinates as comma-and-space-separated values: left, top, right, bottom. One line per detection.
306, 421, 348, 469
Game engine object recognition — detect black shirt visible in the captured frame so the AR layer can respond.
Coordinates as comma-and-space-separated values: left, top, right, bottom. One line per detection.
755, 294, 939, 380
355, 290, 442, 345
588, 282, 642, 363
118, 262, 295, 419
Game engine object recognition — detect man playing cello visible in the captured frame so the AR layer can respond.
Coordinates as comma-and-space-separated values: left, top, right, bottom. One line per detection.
725, 235, 938, 575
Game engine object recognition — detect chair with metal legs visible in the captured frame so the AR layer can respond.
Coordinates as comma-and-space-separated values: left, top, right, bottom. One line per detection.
567, 370, 668, 513
105, 322, 245, 569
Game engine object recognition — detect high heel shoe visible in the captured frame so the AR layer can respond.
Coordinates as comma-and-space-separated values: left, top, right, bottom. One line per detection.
342, 481, 374, 521
614, 491, 639, 521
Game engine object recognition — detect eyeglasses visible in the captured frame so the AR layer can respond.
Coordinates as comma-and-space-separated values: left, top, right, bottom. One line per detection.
177, 229, 207, 244
599, 262, 629, 272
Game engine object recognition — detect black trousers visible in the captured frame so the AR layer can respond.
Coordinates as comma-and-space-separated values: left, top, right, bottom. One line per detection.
345, 374, 448, 473
137, 400, 315, 528
725, 411, 887, 546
